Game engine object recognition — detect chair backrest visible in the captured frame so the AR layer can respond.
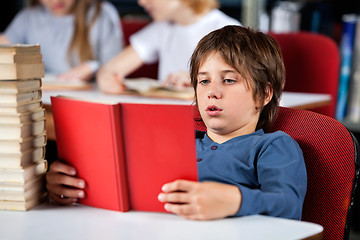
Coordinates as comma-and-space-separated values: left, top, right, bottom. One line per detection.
194, 107, 359, 240
120, 17, 158, 79
269, 32, 340, 117
269, 107, 359, 240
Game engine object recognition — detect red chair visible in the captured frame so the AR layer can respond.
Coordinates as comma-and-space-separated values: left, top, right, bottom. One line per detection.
120, 17, 158, 79
194, 106, 360, 240
269, 32, 340, 117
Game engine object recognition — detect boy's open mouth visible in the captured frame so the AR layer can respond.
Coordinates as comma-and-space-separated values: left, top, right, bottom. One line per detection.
206, 105, 222, 115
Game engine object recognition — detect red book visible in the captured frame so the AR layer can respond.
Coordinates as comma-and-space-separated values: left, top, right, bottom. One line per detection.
51, 96, 198, 212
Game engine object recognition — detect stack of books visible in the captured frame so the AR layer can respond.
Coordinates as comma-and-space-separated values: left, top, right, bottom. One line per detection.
0, 44, 48, 211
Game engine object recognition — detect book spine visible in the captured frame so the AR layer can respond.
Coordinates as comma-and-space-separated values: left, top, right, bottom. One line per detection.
347, 16, 360, 123
108, 104, 129, 212
336, 14, 357, 121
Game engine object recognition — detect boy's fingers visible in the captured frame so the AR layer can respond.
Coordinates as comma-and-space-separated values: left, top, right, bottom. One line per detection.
47, 183, 85, 199
158, 192, 189, 203
48, 192, 79, 205
161, 179, 195, 193
164, 203, 197, 217
50, 161, 76, 176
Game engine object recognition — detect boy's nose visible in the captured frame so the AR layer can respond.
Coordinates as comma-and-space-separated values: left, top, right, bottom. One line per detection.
208, 86, 221, 99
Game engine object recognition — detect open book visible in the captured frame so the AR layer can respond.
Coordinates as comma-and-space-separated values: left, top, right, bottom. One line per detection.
41, 74, 93, 91
123, 78, 194, 100
51, 96, 198, 212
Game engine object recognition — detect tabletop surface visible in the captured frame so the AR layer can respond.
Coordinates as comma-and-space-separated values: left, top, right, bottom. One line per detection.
41, 87, 332, 109
0, 203, 323, 240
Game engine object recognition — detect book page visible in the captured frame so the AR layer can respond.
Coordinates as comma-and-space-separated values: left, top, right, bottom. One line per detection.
42, 74, 93, 90
123, 78, 194, 100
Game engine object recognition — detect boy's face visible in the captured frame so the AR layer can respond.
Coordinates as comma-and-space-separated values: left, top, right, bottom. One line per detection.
196, 52, 262, 142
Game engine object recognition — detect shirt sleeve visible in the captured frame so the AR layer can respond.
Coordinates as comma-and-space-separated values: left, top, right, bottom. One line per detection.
4, 9, 29, 43
129, 22, 163, 64
94, 2, 124, 65
236, 135, 307, 220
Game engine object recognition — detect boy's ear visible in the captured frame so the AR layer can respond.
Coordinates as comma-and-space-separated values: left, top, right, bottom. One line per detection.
263, 83, 273, 106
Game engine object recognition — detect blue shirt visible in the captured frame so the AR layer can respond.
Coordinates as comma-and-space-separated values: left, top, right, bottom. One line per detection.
196, 129, 307, 220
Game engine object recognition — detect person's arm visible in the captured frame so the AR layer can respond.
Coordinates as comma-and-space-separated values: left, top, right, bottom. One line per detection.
96, 45, 143, 94
0, 34, 10, 44
158, 180, 241, 220
58, 2, 124, 83
236, 135, 307, 220
57, 62, 95, 82
46, 161, 86, 204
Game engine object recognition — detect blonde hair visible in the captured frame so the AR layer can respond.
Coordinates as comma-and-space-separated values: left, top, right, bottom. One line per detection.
30, 0, 101, 65
184, 0, 219, 14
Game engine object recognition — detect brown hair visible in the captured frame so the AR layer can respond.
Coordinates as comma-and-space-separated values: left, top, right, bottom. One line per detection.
183, 0, 219, 14
30, 0, 101, 65
190, 25, 285, 131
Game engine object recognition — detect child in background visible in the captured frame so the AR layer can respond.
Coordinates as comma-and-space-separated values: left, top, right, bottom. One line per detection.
0, 0, 123, 82
97, 0, 240, 93
157, 25, 307, 220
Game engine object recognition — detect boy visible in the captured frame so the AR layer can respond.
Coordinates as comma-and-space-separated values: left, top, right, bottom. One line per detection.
158, 25, 307, 220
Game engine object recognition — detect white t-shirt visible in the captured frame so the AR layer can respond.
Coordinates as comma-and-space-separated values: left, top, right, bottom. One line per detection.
130, 9, 241, 82
4, 2, 123, 74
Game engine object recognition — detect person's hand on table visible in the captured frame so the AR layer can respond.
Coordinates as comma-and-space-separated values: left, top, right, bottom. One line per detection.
58, 62, 94, 82
46, 161, 86, 204
163, 71, 192, 88
96, 66, 126, 94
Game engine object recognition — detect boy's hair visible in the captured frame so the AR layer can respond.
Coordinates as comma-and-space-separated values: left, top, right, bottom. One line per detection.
190, 25, 285, 131
184, 0, 219, 14
31, 0, 101, 65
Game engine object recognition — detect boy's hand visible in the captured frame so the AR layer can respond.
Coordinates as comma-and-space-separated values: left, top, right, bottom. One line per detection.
158, 180, 241, 220
46, 161, 86, 205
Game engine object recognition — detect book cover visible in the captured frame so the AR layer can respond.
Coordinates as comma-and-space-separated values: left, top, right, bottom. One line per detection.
336, 14, 357, 121
52, 97, 129, 212
51, 96, 198, 212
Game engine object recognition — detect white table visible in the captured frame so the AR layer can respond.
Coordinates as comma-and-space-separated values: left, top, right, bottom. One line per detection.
0, 203, 323, 240
41, 88, 332, 109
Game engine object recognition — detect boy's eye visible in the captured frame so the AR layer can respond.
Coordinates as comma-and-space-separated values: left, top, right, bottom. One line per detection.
199, 79, 210, 85
224, 79, 236, 84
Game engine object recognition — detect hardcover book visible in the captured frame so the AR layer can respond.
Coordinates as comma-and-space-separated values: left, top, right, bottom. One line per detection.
0, 79, 42, 93
51, 96, 198, 212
